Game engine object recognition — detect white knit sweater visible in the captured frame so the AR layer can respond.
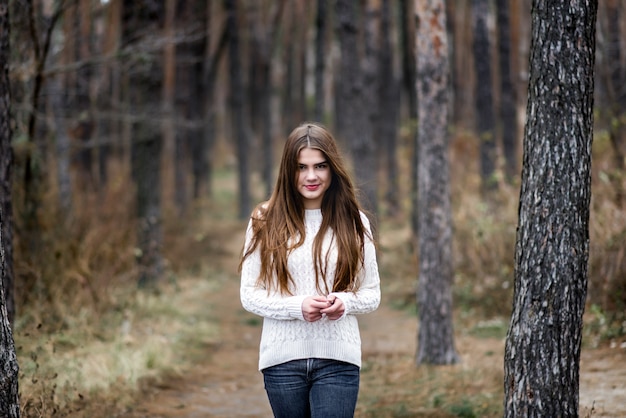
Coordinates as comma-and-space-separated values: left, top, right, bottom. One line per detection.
240, 209, 381, 371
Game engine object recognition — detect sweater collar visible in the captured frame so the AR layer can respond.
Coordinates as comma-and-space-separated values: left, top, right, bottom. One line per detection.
304, 209, 322, 221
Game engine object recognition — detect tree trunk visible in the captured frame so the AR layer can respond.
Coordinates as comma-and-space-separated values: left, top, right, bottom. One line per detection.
49, 76, 73, 217
496, 0, 519, 184
602, 0, 625, 206
296, 0, 308, 123
185, 1, 208, 202
225, 0, 251, 219
314, 0, 327, 122
200, 4, 228, 199
171, 0, 207, 214
249, 1, 283, 198
378, 0, 400, 217
449, 1, 474, 128
97, 0, 122, 190
445, 0, 458, 125
415, 0, 459, 366
400, 0, 419, 238
400, 0, 417, 123
22, 0, 61, 258
335, 0, 378, 219
0, 2, 20, 412
0, 0, 15, 328
504, 1, 597, 415
472, 0, 497, 191
282, 2, 296, 134
122, 0, 166, 287
0, 207, 19, 418
65, 0, 96, 194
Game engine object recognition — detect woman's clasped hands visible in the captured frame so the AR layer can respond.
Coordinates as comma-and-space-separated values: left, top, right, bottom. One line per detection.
302, 295, 344, 322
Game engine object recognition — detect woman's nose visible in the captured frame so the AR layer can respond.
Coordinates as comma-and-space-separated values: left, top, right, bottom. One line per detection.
305, 167, 317, 179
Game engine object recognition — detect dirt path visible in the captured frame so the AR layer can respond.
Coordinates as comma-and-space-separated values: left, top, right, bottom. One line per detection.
128, 276, 272, 418
126, 276, 420, 418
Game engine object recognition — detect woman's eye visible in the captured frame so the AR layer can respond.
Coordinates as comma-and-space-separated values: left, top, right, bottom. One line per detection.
316, 164, 328, 169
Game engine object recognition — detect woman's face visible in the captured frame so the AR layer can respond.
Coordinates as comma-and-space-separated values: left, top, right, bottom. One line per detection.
296, 147, 332, 209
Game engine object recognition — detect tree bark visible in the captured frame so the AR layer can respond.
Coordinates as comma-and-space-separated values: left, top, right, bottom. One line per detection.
504, 1, 597, 415
0, 1, 20, 413
400, 0, 419, 238
21, 0, 62, 258
74, 0, 96, 193
96, 0, 122, 190
282, 2, 296, 134
49, 76, 73, 217
415, 0, 459, 366
0, 208, 20, 418
496, 0, 519, 183
472, 0, 497, 191
225, 0, 251, 219
172, 0, 207, 213
122, 0, 166, 287
335, 0, 378, 219
200, 4, 228, 199
0, 0, 14, 327
378, 0, 400, 217
314, 0, 327, 123
249, 0, 284, 198
602, 0, 625, 206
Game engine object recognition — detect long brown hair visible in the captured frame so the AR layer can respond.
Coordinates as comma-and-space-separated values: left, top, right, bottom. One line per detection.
239, 122, 371, 295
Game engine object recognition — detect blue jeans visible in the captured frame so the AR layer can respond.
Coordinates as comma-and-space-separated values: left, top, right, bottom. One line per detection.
262, 358, 360, 418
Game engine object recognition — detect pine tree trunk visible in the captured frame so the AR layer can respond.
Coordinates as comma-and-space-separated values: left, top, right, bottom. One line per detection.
504, 1, 597, 415
0, 2, 20, 412
186, 0, 208, 201
603, 0, 625, 206
122, 0, 166, 287
201, 4, 229, 199
171, 0, 206, 213
0, 207, 19, 418
0, 0, 15, 328
249, 1, 283, 198
472, 0, 497, 191
415, 0, 459, 366
314, 0, 327, 122
496, 0, 519, 183
378, 0, 400, 218
96, 0, 122, 189
335, 0, 378, 218
296, 1, 308, 123
50, 76, 73, 216
400, 0, 419, 238
282, 3, 296, 134
225, 0, 251, 219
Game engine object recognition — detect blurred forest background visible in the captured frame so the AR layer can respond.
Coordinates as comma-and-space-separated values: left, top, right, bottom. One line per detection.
1, 0, 626, 415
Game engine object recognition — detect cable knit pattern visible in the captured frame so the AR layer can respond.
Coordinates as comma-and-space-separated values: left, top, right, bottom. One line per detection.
240, 209, 381, 370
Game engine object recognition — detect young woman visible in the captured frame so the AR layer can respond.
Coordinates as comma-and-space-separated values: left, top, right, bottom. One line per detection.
239, 122, 381, 418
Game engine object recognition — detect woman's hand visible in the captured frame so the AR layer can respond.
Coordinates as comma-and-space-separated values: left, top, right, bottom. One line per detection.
320, 295, 345, 320
302, 296, 332, 322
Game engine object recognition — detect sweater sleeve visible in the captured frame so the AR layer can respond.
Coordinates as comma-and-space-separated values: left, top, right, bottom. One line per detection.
239, 220, 306, 321
331, 212, 381, 316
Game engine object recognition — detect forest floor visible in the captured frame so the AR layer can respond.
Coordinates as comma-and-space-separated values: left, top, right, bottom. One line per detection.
19, 205, 623, 418
116, 219, 626, 418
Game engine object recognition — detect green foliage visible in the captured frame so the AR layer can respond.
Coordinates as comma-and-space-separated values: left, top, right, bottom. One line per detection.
468, 318, 508, 339
448, 399, 477, 418
584, 304, 626, 348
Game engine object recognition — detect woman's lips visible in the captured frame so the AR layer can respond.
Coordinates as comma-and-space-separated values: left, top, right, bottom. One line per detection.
305, 185, 320, 191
